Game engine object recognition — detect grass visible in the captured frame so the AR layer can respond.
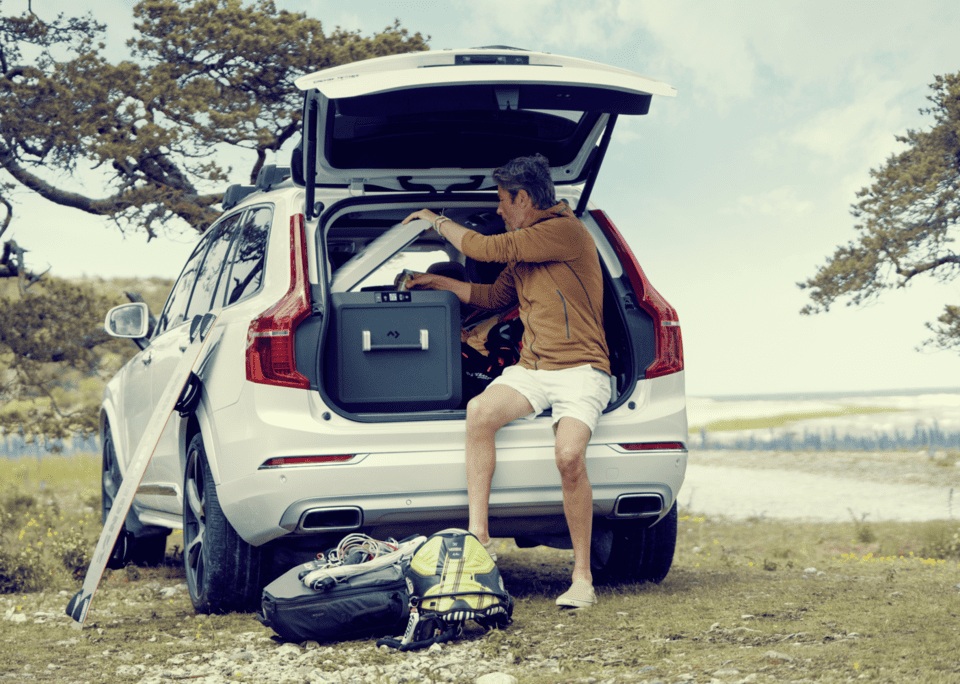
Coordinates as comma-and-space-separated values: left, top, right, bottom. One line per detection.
2, 454, 960, 683
690, 406, 903, 433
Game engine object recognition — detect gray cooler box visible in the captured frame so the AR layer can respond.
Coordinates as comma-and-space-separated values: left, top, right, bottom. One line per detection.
327, 290, 462, 411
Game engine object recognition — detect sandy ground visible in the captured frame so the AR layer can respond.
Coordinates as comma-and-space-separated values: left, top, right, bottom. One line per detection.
682, 392, 960, 522
683, 450, 960, 522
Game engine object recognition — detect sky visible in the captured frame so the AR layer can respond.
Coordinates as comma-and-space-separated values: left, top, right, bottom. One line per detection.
5, 0, 960, 398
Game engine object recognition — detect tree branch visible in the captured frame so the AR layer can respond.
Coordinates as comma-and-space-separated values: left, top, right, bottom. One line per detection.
895, 254, 960, 283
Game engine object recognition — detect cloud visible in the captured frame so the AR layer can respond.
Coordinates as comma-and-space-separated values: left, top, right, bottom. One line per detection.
444, 0, 640, 59
615, 0, 959, 107
720, 186, 814, 218
788, 79, 908, 163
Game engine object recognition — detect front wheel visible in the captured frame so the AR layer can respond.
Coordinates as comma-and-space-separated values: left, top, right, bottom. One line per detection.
101, 425, 168, 568
183, 432, 264, 613
591, 501, 678, 585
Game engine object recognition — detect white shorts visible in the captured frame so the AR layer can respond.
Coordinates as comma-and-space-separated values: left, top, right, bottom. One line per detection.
488, 364, 614, 433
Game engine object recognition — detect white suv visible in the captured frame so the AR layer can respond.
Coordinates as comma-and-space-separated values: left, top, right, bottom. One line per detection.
101, 47, 687, 614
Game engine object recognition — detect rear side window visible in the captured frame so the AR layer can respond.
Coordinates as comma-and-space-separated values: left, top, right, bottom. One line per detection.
156, 239, 209, 336
184, 213, 243, 320
219, 206, 271, 306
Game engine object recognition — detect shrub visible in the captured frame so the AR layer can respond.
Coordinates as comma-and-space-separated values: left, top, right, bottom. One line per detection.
0, 478, 99, 593
919, 522, 960, 560
0, 545, 45, 593
53, 527, 92, 578
0, 488, 38, 533
849, 509, 877, 544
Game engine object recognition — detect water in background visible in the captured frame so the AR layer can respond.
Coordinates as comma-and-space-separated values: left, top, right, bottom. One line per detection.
691, 387, 960, 452
5, 389, 960, 458
1, 432, 101, 459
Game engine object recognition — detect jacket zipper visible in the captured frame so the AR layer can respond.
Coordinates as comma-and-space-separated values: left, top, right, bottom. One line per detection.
556, 290, 571, 339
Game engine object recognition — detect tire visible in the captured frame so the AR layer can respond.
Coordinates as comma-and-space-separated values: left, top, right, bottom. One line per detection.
101, 425, 169, 569
591, 500, 678, 585
183, 432, 263, 613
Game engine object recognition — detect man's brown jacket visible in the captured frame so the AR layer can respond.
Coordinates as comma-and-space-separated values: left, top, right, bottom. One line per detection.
461, 201, 611, 376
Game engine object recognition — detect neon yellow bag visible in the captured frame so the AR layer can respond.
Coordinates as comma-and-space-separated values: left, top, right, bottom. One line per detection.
377, 528, 513, 651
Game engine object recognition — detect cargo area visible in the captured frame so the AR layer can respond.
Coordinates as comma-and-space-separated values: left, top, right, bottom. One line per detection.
294, 198, 654, 419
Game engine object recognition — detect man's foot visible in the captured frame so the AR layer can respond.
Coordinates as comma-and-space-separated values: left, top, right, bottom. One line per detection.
556, 579, 595, 609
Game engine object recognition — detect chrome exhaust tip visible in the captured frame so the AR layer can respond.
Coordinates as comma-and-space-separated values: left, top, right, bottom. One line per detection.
612, 494, 663, 518
298, 506, 363, 532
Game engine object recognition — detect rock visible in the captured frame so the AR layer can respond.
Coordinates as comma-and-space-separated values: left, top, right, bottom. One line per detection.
476, 674, 518, 684
276, 643, 301, 657
715, 668, 740, 676
763, 650, 794, 662
116, 664, 146, 677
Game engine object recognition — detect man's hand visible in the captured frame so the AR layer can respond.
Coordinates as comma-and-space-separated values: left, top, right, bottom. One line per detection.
407, 273, 472, 304
407, 273, 451, 290
402, 209, 440, 227
402, 209, 468, 251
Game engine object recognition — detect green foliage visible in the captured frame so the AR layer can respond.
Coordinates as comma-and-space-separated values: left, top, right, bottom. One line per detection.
849, 509, 877, 544
919, 521, 960, 559
0, 0, 428, 237
0, 275, 173, 438
799, 72, 960, 351
0, 544, 44, 593
0, 454, 101, 593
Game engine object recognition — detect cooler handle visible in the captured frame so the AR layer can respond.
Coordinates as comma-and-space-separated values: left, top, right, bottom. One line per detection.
362, 329, 429, 352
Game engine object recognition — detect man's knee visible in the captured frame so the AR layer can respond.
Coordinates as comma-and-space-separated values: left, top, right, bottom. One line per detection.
466, 394, 507, 433
466, 395, 490, 426
555, 442, 587, 479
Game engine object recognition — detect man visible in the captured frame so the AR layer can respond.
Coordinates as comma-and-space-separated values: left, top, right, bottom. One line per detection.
402, 154, 611, 608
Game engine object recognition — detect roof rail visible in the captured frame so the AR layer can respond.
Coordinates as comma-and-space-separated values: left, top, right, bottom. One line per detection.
256, 164, 291, 191
222, 184, 257, 211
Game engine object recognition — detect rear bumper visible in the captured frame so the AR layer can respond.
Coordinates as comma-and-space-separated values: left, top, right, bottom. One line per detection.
214, 372, 688, 546
218, 442, 687, 546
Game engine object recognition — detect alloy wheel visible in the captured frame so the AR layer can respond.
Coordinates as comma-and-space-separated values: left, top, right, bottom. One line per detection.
183, 443, 207, 600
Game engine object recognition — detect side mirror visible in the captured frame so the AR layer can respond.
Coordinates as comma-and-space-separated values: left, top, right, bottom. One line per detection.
104, 302, 150, 339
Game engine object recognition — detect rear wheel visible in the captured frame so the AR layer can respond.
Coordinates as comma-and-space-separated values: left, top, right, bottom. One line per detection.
101, 425, 168, 569
183, 432, 263, 613
591, 501, 677, 585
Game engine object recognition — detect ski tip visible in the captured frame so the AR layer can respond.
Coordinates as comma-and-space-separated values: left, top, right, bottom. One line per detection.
66, 590, 89, 626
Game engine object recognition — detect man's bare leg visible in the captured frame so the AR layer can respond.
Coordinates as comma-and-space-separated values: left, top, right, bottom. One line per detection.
554, 417, 594, 584
464, 384, 534, 543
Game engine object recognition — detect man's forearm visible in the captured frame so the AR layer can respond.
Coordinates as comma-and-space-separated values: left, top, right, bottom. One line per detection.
433, 217, 469, 252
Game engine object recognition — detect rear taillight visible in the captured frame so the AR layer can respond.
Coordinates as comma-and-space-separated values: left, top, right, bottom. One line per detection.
590, 209, 684, 379
245, 214, 312, 389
